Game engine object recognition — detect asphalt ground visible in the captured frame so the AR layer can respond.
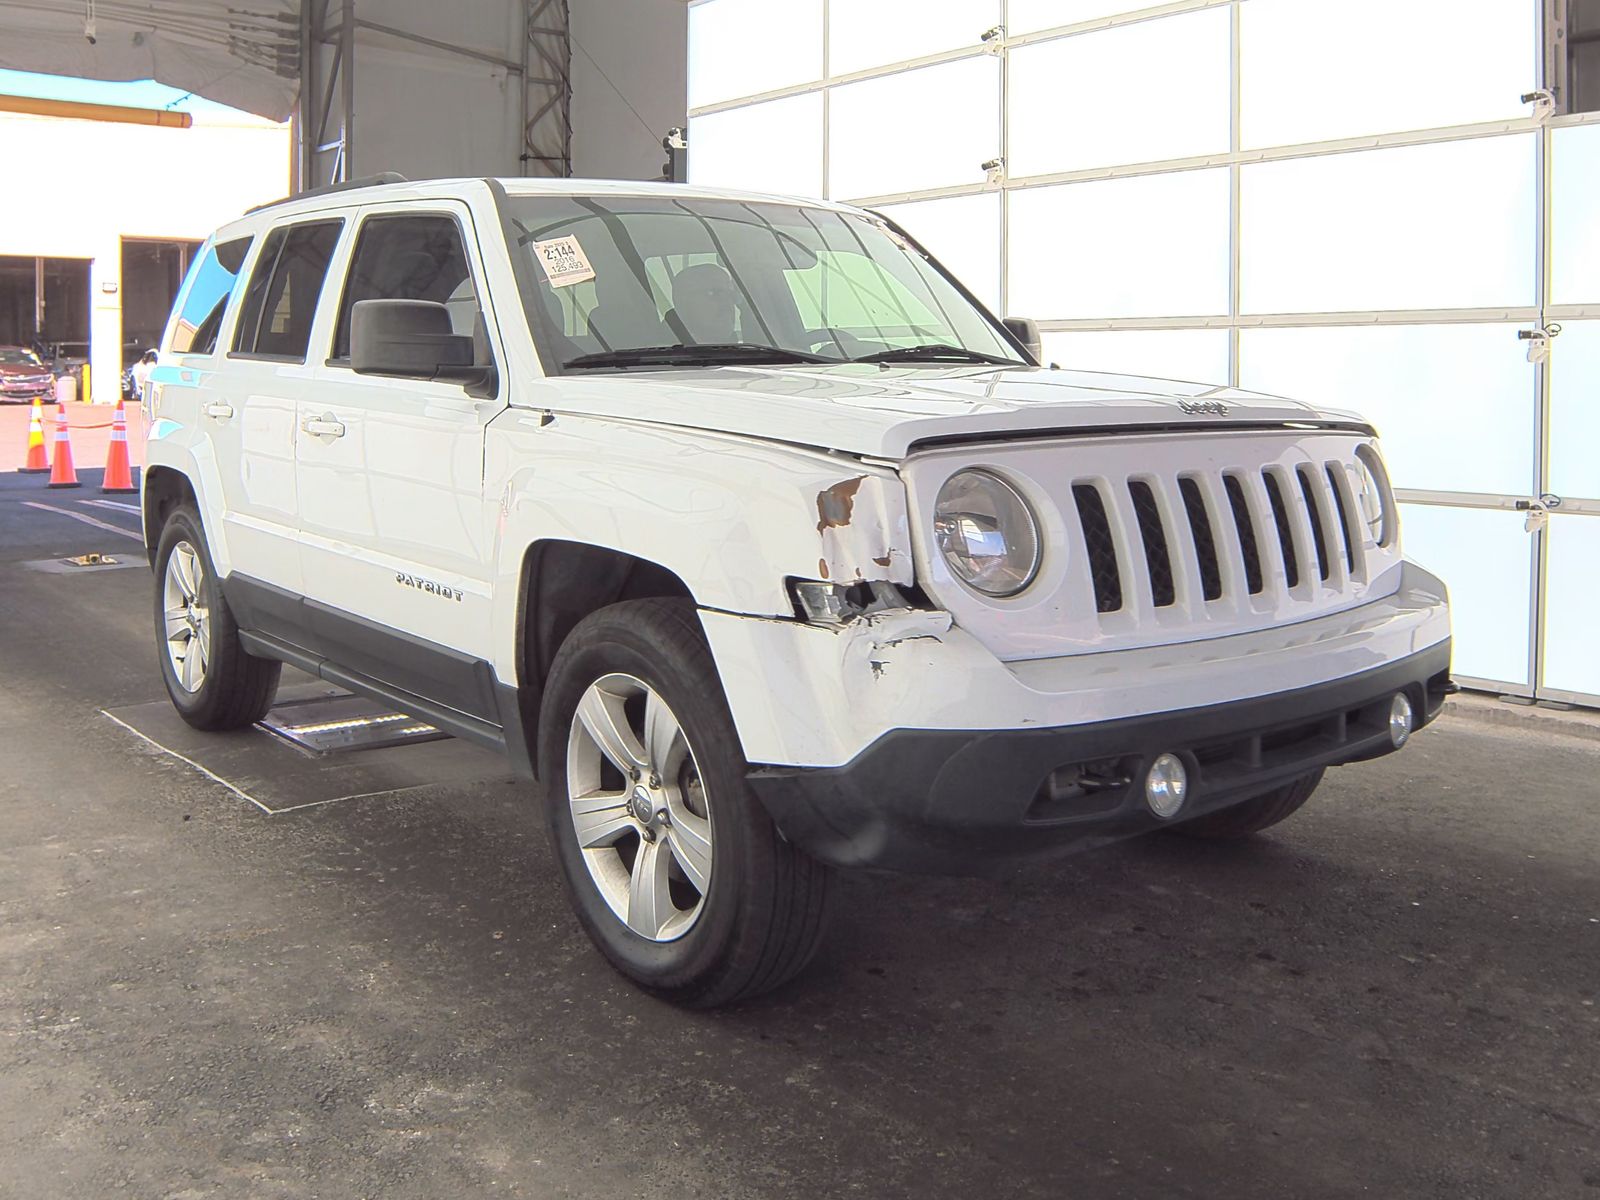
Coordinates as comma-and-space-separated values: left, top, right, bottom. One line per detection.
1, 464, 1598, 1199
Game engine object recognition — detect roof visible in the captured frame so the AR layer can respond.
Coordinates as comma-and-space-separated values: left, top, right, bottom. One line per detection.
216, 175, 864, 237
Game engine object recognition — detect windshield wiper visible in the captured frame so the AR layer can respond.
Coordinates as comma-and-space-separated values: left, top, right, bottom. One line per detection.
851, 343, 1022, 367
563, 343, 838, 369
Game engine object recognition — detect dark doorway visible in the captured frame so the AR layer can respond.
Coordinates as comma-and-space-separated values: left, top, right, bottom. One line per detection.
42, 259, 91, 352
0, 255, 91, 360
120, 239, 202, 369
0, 256, 34, 348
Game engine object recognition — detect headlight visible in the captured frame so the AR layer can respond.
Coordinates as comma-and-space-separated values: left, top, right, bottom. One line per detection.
932, 469, 1041, 597
1352, 445, 1396, 548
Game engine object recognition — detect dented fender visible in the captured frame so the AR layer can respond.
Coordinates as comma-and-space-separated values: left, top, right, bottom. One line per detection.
484, 409, 915, 677
699, 605, 977, 768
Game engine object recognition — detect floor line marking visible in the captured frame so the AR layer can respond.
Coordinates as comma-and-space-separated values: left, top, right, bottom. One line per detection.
81, 498, 142, 514
268, 782, 442, 814
23, 501, 143, 541
99, 709, 273, 815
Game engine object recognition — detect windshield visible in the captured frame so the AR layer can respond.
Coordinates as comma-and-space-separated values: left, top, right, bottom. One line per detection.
0, 349, 42, 367
497, 193, 1027, 372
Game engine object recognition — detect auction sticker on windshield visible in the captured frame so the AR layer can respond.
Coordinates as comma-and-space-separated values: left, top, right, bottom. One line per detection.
532, 235, 596, 288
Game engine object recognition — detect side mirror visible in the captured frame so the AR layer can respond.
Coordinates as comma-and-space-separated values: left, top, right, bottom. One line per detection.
1002, 316, 1042, 365
351, 299, 483, 382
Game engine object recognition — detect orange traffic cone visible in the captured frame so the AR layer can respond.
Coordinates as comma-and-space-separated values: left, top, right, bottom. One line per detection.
19, 397, 49, 473
46, 403, 80, 489
101, 400, 138, 493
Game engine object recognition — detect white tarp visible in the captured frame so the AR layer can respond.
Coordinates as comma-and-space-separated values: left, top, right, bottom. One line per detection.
0, 1, 300, 120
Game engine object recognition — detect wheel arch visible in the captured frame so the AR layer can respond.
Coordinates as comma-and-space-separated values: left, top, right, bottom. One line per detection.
511, 538, 696, 776
141, 465, 199, 567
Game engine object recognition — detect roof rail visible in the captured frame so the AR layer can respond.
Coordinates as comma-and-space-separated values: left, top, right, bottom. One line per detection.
246, 172, 409, 215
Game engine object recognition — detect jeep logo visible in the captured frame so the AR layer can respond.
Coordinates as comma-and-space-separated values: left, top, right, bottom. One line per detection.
1178, 399, 1229, 416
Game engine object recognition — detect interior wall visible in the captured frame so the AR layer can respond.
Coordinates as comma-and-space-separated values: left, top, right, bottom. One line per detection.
301, 0, 529, 186
350, 39, 526, 180
570, 0, 687, 180
0, 107, 288, 399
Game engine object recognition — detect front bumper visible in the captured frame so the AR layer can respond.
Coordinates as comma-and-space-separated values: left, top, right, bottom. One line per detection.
1, 381, 53, 402
748, 639, 1452, 873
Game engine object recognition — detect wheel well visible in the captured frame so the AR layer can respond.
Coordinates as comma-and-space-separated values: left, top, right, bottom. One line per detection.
514, 540, 695, 772
141, 467, 197, 566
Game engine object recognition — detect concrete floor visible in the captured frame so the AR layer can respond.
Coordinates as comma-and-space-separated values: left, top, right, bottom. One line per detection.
2, 470, 1598, 1199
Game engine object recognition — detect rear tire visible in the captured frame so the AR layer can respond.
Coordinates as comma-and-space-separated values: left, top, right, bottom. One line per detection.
1171, 769, 1324, 839
538, 597, 831, 1008
153, 505, 281, 731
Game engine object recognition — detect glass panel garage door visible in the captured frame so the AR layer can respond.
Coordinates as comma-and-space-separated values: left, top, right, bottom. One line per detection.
687, 0, 1600, 707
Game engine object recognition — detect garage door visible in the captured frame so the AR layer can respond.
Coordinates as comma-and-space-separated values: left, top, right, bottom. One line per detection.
686, 0, 1600, 706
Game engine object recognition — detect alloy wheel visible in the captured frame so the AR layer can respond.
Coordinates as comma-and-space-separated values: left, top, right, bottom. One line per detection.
162, 540, 211, 693
566, 673, 713, 941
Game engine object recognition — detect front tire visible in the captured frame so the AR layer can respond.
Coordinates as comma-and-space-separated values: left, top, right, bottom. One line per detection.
1171, 769, 1324, 839
153, 505, 281, 730
538, 598, 831, 1008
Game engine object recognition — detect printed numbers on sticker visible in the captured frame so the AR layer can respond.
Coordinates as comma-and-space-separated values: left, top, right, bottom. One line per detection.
532, 235, 596, 288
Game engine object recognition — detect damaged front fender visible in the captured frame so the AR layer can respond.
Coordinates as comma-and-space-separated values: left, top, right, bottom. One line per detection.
813, 472, 913, 586
700, 604, 977, 769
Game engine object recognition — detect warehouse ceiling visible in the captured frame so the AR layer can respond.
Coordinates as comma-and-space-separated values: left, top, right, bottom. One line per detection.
0, 1, 576, 185
0, 1, 302, 120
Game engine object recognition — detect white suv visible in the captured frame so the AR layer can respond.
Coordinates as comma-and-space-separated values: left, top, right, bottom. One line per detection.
144, 176, 1452, 1006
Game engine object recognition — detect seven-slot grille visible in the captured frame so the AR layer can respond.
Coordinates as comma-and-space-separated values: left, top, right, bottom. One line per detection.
908, 431, 1403, 663
1070, 461, 1367, 615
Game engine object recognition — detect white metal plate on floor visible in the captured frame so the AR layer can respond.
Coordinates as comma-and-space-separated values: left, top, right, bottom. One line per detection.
259, 691, 449, 755
23, 555, 141, 574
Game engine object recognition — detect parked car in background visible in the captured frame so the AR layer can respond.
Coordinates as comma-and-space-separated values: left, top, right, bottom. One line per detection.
0, 347, 56, 403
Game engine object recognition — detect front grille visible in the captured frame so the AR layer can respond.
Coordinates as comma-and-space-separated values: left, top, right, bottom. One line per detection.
1178, 476, 1223, 602
1061, 451, 1376, 620
1128, 480, 1175, 608
909, 431, 1401, 662
1072, 483, 1122, 614
1325, 464, 1356, 573
1296, 465, 1331, 582
1262, 471, 1300, 589
1223, 473, 1264, 595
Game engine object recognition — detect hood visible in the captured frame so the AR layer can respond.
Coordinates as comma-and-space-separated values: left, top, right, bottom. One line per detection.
526, 364, 1369, 460
0, 361, 49, 379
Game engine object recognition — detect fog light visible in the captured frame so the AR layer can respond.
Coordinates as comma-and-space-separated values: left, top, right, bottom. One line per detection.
1389, 692, 1414, 748
1144, 753, 1188, 819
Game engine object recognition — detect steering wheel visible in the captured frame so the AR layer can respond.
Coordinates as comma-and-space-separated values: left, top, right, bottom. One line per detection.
801, 328, 875, 359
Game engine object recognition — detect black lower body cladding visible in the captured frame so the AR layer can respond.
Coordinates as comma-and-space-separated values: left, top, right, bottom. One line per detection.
747, 640, 1453, 874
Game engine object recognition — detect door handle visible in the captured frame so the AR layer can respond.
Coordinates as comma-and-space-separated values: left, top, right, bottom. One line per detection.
301, 415, 346, 438
203, 402, 234, 420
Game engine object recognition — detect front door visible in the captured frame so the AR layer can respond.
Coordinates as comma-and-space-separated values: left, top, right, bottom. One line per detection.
293, 201, 507, 718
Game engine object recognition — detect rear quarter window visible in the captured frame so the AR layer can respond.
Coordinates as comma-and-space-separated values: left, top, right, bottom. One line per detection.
169, 236, 253, 355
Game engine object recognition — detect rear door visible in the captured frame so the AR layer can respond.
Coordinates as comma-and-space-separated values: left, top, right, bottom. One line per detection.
211, 218, 345, 597
293, 200, 507, 718
154, 233, 255, 568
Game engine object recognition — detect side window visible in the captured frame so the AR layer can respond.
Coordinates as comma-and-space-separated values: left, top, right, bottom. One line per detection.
331, 214, 485, 362
171, 236, 252, 355
231, 220, 342, 360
